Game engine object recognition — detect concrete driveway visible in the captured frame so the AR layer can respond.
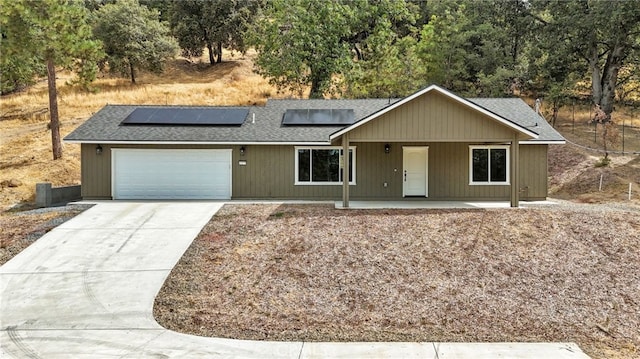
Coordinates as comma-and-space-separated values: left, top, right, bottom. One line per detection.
1, 202, 590, 358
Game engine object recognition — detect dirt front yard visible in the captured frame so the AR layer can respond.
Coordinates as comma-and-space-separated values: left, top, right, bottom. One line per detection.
0, 204, 91, 265
154, 203, 640, 359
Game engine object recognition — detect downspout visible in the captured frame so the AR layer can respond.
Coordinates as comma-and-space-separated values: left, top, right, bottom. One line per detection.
342, 133, 350, 208
510, 132, 520, 208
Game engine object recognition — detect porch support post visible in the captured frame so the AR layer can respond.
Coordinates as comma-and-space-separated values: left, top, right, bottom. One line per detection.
510, 133, 520, 207
342, 133, 350, 208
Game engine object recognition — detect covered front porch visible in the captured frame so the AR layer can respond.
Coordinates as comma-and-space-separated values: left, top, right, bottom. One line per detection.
337, 135, 526, 209
329, 86, 540, 209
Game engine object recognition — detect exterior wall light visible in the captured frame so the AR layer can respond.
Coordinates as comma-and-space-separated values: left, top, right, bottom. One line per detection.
384, 144, 391, 154
240, 146, 246, 156
96, 144, 103, 155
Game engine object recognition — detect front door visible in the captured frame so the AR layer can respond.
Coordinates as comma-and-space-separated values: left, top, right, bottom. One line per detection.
403, 146, 428, 197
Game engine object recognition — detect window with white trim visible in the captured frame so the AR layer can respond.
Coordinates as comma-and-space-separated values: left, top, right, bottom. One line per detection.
469, 145, 509, 185
295, 147, 355, 185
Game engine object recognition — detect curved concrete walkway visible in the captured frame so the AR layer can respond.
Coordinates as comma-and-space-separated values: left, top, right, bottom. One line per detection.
1, 202, 590, 358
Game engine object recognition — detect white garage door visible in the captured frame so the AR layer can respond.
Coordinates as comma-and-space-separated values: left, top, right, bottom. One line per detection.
112, 149, 231, 199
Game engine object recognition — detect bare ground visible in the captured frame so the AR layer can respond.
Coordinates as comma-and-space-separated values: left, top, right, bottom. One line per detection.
154, 203, 640, 359
549, 144, 640, 205
0, 204, 91, 265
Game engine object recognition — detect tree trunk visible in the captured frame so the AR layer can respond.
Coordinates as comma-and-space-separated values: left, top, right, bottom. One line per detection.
588, 39, 625, 157
129, 62, 136, 84
309, 76, 324, 99
46, 57, 62, 160
599, 41, 624, 117
602, 124, 608, 157
588, 40, 624, 123
353, 44, 363, 61
588, 44, 603, 110
216, 42, 223, 63
207, 42, 215, 65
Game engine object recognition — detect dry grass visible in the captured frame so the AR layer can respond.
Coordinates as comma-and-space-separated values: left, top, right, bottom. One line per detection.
154, 203, 640, 359
0, 48, 640, 208
0, 49, 637, 210
1, 50, 279, 119
0, 50, 288, 209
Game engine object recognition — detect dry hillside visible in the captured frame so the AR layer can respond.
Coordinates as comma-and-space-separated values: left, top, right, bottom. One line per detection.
0, 51, 288, 209
1, 51, 639, 209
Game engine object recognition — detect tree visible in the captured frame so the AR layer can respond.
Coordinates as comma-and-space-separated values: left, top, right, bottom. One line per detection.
92, 0, 178, 83
345, 24, 424, 98
414, 0, 535, 97
616, 62, 640, 104
415, 2, 475, 94
249, 0, 417, 98
522, 11, 582, 127
533, 0, 640, 155
0, 0, 102, 159
249, 0, 354, 98
0, 48, 45, 95
169, 0, 260, 65
342, 1, 422, 98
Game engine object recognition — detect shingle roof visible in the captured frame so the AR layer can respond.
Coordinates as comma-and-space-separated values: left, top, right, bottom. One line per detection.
469, 98, 565, 143
64, 99, 398, 143
64, 93, 564, 144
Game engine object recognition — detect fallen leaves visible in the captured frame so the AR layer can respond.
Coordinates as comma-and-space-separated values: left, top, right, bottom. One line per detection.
154, 204, 640, 359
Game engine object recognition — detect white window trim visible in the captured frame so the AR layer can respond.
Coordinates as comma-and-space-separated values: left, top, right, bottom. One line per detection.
469, 145, 510, 185
294, 146, 356, 185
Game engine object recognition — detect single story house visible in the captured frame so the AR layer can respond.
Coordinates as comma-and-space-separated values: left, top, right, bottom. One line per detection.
64, 85, 565, 207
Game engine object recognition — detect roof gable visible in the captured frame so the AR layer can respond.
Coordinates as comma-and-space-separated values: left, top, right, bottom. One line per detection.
330, 85, 539, 141
344, 90, 523, 142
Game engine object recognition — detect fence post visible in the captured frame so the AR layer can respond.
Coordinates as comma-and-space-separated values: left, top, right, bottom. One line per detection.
622, 118, 625, 154
572, 100, 575, 134
599, 174, 603, 192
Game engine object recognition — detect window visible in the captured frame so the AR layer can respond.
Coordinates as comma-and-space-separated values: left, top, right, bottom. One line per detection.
469, 146, 509, 185
295, 147, 355, 185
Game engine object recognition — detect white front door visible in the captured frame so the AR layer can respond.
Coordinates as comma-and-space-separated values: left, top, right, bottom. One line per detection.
403, 146, 428, 197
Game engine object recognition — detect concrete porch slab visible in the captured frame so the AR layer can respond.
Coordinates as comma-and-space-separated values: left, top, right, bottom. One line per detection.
335, 200, 558, 209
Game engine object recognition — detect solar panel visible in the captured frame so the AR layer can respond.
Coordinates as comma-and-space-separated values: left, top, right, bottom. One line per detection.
121, 107, 249, 126
282, 109, 354, 125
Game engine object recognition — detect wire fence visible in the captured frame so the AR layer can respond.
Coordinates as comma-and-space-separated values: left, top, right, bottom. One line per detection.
537, 100, 640, 154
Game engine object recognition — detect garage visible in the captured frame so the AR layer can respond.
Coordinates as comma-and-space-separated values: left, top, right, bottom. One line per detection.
112, 149, 231, 200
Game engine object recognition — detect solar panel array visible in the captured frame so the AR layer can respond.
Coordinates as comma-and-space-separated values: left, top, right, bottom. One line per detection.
282, 109, 355, 126
121, 107, 249, 126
